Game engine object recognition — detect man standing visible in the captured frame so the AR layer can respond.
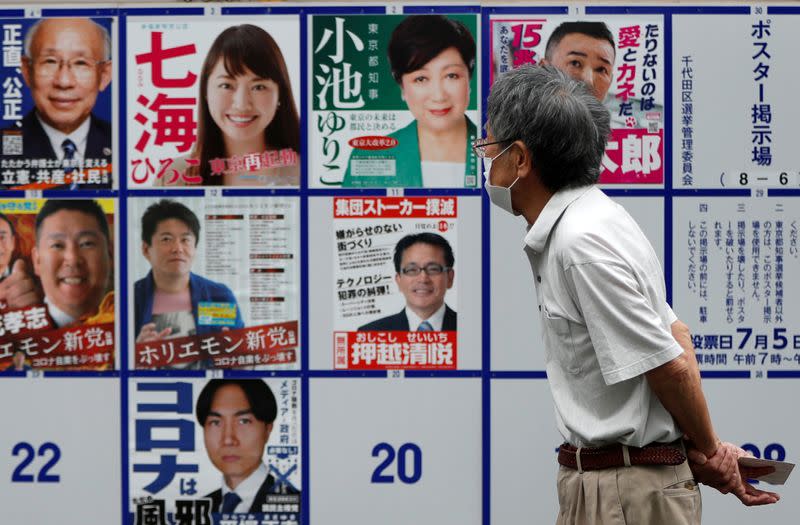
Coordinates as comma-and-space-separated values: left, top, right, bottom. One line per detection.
481, 65, 778, 523
2, 18, 113, 189
134, 199, 243, 345
541, 21, 615, 102
195, 379, 299, 514
359, 232, 456, 331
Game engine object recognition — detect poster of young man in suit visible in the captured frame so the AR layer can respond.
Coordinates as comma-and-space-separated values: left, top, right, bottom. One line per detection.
129, 378, 301, 525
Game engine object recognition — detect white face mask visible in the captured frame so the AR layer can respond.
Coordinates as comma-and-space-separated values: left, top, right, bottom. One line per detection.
483, 143, 520, 216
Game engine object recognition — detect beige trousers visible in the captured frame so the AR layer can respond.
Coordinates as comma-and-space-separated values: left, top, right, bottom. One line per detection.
555, 459, 702, 525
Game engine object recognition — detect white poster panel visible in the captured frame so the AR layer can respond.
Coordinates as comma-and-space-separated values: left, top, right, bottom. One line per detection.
491, 378, 561, 524
489, 13, 665, 186
309, 377, 481, 525
491, 195, 664, 370
0, 378, 120, 524
673, 197, 799, 375
126, 15, 301, 188
127, 196, 300, 370
673, 13, 800, 189
128, 377, 301, 524
309, 196, 482, 370
700, 378, 800, 523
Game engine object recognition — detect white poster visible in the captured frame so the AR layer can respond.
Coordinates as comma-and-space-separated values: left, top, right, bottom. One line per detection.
673, 196, 799, 375
673, 13, 800, 189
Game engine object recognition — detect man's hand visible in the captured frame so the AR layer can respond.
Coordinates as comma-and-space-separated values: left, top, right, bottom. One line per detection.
0, 259, 41, 310
135, 323, 172, 343
687, 441, 740, 494
688, 442, 780, 506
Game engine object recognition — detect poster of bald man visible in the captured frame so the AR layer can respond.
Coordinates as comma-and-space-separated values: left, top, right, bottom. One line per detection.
0, 17, 114, 190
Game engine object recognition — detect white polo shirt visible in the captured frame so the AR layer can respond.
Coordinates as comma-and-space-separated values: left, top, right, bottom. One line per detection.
524, 185, 683, 448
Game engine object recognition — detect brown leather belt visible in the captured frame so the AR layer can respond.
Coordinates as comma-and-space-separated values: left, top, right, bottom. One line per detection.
558, 441, 686, 471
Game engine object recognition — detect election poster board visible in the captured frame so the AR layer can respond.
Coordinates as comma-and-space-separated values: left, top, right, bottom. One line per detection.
129, 377, 301, 524
308, 13, 480, 189
309, 195, 482, 370
0, 16, 115, 190
0, 198, 117, 371
0, 377, 121, 524
0, 4, 799, 525
127, 196, 300, 370
309, 377, 481, 525
673, 12, 800, 189
488, 13, 664, 185
125, 14, 301, 188
672, 196, 800, 376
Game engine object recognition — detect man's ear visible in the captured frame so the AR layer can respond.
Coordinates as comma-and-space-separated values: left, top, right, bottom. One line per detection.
510, 140, 534, 180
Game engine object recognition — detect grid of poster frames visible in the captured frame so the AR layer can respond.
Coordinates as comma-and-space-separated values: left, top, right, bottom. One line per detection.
0, 3, 798, 524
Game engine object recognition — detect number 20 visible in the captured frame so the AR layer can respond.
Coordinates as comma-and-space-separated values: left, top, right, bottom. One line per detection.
371, 442, 422, 484
11, 442, 61, 483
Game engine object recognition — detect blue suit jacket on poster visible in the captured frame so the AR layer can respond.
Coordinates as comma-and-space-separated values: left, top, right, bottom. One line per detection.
0, 111, 112, 189
358, 304, 457, 331
205, 473, 300, 514
133, 271, 244, 338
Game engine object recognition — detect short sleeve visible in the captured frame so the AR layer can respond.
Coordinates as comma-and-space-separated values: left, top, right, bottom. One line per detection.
564, 260, 682, 385
664, 302, 678, 325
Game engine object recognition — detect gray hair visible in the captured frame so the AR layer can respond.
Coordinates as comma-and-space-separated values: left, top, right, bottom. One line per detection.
487, 64, 610, 192
24, 18, 112, 62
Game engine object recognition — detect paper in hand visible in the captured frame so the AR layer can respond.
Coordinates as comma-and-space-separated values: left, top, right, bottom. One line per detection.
739, 456, 795, 485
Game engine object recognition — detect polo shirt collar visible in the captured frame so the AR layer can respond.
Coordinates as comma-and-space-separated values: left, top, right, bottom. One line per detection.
524, 184, 594, 253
